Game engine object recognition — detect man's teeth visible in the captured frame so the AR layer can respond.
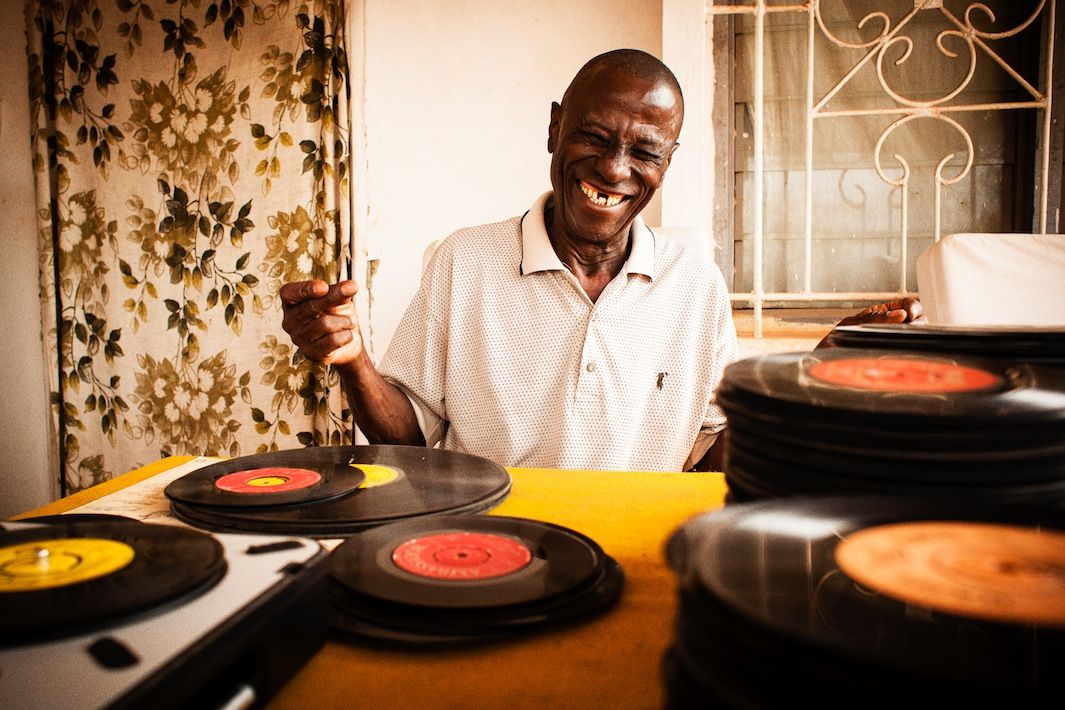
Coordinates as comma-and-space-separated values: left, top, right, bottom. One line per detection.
579, 181, 624, 207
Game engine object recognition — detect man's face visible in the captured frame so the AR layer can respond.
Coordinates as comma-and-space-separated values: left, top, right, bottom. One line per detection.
547, 68, 681, 246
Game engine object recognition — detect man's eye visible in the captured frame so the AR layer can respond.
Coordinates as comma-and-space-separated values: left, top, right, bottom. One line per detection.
582, 132, 608, 145
636, 150, 663, 162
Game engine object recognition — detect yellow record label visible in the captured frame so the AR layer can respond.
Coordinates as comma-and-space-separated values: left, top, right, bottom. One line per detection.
352, 464, 400, 488
247, 475, 290, 487
836, 521, 1065, 627
0, 538, 135, 592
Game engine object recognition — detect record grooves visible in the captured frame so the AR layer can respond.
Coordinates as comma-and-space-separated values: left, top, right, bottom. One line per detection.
0, 517, 225, 643
822, 323, 1065, 366
165, 445, 512, 537
664, 498, 1065, 708
329, 515, 624, 644
1, 516, 330, 710
716, 349, 1065, 507
165, 448, 366, 508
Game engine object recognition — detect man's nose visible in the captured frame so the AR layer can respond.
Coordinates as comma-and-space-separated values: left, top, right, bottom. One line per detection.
595, 148, 630, 184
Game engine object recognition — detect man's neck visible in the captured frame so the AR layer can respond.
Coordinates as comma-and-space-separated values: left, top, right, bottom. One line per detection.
544, 201, 631, 303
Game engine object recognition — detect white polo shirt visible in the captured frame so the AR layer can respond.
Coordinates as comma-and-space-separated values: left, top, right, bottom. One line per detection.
378, 192, 738, 471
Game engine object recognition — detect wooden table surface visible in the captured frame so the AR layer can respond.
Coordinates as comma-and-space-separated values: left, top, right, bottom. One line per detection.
19, 457, 729, 709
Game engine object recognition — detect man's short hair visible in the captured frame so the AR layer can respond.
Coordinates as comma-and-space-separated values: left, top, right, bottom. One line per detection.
565, 49, 684, 118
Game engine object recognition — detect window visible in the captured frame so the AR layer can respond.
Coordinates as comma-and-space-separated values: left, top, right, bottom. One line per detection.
707, 0, 1061, 331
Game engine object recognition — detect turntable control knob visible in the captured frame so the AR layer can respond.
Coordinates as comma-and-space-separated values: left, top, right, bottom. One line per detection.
87, 637, 140, 669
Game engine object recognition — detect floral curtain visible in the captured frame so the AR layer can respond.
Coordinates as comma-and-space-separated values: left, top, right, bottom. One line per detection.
27, 0, 352, 494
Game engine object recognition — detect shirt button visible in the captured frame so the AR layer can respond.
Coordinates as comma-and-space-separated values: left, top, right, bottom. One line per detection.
585, 362, 597, 373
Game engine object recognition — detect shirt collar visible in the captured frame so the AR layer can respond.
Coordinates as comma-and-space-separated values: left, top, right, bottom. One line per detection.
520, 191, 656, 280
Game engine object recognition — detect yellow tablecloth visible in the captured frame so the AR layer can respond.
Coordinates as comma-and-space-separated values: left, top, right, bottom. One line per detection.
19, 457, 729, 709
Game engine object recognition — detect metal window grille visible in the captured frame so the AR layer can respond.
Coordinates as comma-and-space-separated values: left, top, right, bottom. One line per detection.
711, 0, 1057, 336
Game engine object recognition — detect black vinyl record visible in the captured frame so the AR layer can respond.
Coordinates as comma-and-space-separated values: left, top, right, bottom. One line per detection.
328, 515, 623, 644
328, 556, 624, 644
0, 518, 225, 642
664, 498, 1065, 707
331, 515, 602, 608
164, 448, 366, 508
823, 323, 1065, 365
717, 348, 1065, 427
169, 445, 511, 537
723, 424, 1065, 490
716, 349, 1065, 506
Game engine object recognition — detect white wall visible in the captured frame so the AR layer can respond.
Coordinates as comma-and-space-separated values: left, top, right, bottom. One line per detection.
355, 0, 664, 358
0, 2, 55, 516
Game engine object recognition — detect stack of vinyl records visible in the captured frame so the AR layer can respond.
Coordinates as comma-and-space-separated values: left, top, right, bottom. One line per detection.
328, 515, 624, 644
165, 445, 512, 537
717, 348, 1065, 507
663, 498, 1065, 708
822, 323, 1065, 366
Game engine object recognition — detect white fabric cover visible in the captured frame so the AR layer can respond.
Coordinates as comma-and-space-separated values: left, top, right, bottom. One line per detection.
916, 232, 1065, 326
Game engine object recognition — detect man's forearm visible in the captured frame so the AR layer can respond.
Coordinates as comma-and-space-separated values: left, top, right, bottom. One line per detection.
689, 431, 727, 472
338, 353, 426, 446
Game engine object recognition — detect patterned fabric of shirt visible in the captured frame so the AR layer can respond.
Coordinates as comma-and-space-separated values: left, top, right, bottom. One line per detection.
378, 192, 739, 471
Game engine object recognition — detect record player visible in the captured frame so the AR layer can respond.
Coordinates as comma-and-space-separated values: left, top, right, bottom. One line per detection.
0, 516, 329, 710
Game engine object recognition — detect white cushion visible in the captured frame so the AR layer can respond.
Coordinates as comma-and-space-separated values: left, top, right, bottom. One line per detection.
916, 232, 1065, 326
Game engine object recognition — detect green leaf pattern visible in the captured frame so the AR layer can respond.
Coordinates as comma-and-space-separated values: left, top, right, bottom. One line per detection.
28, 0, 352, 492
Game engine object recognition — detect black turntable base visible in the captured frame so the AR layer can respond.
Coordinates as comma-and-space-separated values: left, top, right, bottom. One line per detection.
0, 516, 329, 709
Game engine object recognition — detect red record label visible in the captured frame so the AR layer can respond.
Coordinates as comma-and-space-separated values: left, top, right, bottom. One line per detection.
214, 467, 322, 494
808, 357, 1001, 393
391, 532, 533, 581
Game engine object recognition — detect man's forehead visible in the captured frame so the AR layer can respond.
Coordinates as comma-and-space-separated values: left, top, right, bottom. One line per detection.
568, 79, 681, 138
577, 108, 676, 144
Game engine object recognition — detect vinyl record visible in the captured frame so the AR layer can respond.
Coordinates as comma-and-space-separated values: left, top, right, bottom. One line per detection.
664, 498, 1065, 705
169, 445, 511, 537
328, 555, 624, 644
715, 349, 1065, 506
717, 348, 1065, 427
720, 400, 1065, 460
823, 323, 1065, 365
0, 518, 225, 641
723, 422, 1065, 489
328, 515, 623, 644
165, 448, 366, 508
331, 515, 602, 608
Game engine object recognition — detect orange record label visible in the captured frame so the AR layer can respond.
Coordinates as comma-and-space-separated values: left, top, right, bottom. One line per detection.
808, 357, 1000, 393
836, 521, 1065, 627
214, 466, 321, 494
351, 464, 400, 488
0, 538, 135, 592
392, 532, 533, 581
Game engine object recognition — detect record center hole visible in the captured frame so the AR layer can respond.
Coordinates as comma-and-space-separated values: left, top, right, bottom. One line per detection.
248, 475, 290, 487
2, 549, 83, 577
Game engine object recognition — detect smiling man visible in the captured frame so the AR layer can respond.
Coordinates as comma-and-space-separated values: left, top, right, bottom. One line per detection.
280, 50, 918, 472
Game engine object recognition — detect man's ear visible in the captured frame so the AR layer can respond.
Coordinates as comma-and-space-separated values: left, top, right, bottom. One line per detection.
547, 101, 561, 153
660, 142, 680, 177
